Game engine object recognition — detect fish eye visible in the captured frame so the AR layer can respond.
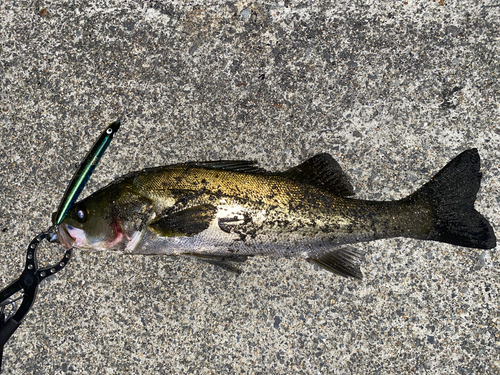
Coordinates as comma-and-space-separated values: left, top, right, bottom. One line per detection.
75, 203, 88, 223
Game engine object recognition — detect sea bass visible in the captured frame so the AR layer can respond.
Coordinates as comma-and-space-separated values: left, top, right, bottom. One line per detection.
53, 149, 496, 278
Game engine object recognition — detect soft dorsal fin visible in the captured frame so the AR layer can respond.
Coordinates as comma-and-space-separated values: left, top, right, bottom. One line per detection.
185, 160, 267, 174
278, 153, 355, 197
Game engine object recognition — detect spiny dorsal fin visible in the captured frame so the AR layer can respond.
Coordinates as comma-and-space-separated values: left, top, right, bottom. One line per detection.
185, 160, 267, 174
278, 153, 355, 197
307, 247, 364, 279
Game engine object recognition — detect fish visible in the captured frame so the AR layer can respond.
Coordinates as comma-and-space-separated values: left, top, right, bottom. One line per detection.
53, 149, 496, 278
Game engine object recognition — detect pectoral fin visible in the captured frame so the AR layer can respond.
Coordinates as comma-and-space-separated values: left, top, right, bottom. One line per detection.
307, 247, 364, 279
150, 204, 217, 237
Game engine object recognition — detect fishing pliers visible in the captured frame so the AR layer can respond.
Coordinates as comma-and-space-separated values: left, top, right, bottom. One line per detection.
0, 120, 120, 371
0, 230, 72, 362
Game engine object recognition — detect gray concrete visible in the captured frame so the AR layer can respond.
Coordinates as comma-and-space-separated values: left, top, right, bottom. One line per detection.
0, 0, 499, 374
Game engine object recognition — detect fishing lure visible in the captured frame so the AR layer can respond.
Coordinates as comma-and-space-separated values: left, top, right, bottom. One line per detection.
0, 120, 120, 371
53, 120, 121, 225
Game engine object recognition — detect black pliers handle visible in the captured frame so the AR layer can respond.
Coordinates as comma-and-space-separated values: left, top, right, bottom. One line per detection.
0, 231, 72, 348
0, 120, 120, 371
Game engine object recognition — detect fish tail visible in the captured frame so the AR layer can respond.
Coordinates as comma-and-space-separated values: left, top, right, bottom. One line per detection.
410, 149, 496, 249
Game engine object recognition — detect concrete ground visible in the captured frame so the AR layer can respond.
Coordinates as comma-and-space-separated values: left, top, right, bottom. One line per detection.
0, 0, 499, 374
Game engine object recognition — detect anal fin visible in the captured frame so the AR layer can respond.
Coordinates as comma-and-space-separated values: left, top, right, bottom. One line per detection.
307, 247, 364, 279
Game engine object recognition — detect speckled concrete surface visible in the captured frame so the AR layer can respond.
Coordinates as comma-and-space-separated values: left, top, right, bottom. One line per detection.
0, 0, 499, 374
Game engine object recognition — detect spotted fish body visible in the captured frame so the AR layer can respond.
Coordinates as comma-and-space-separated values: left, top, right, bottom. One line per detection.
55, 150, 496, 278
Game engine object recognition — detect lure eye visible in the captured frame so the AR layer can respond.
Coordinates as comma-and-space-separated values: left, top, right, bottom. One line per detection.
75, 203, 88, 223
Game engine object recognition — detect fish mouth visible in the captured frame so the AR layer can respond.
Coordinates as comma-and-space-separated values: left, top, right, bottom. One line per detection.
55, 224, 76, 249
56, 224, 89, 249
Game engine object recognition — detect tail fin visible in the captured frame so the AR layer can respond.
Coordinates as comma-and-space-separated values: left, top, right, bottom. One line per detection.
410, 149, 496, 249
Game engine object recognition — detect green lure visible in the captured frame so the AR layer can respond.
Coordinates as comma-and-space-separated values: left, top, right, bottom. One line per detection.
53, 120, 120, 225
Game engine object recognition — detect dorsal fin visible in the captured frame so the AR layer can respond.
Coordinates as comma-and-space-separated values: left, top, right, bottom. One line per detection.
183, 155, 354, 196
184, 160, 267, 174
278, 153, 354, 197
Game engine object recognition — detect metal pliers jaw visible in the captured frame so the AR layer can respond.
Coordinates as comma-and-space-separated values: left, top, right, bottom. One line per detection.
0, 120, 119, 370
0, 230, 72, 348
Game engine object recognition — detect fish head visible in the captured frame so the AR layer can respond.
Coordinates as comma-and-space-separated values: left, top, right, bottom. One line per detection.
54, 189, 119, 250
54, 184, 156, 251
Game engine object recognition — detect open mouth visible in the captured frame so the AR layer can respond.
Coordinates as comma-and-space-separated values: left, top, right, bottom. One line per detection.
55, 224, 88, 249
55, 224, 75, 249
